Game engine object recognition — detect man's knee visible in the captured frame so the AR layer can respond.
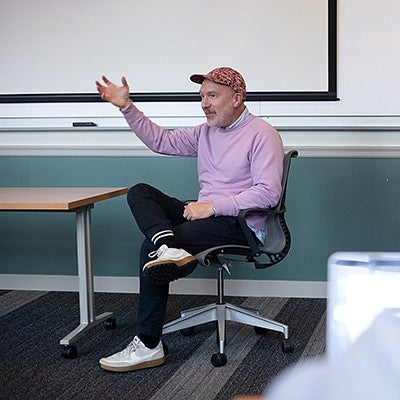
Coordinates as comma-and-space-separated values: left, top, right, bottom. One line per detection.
127, 183, 153, 206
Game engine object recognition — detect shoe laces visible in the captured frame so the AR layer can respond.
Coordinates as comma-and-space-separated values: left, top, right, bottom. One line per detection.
120, 338, 139, 356
148, 244, 168, 259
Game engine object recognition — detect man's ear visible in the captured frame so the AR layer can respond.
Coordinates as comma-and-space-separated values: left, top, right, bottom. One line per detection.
233, 92, 244, 107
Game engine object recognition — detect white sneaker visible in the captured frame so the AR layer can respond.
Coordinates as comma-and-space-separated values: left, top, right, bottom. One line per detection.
143, 245, 197, 285
99, 336, 165, 372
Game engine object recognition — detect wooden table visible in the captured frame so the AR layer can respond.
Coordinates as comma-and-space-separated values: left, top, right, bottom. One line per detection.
0, 187, 128, 358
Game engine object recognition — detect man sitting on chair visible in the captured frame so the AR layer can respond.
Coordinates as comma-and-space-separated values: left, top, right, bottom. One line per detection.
95, 67, 284, 372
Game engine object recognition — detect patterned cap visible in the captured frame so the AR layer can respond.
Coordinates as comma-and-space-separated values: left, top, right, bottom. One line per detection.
190, 67, 246, 99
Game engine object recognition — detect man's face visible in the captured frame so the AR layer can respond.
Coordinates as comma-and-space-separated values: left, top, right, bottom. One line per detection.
199, 79, 243, 128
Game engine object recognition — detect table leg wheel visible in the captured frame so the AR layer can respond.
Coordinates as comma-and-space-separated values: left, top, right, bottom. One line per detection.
282, 339, 294, 354
61, 344, 78, 359
211, 352, 227, 367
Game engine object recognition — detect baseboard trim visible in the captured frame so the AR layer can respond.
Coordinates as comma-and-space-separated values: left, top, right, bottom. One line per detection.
0, 274, 327, 298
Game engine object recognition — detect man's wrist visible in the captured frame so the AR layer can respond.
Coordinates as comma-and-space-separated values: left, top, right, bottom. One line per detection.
120, 101, 133, 112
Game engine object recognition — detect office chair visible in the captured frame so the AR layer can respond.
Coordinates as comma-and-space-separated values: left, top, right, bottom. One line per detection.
163, 150, 298, 367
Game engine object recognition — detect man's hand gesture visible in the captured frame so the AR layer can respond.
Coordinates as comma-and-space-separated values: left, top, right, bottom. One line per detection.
95, 75, 132, 110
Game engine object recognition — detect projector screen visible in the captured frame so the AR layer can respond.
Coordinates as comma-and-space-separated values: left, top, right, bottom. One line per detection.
0, 0, 336, 103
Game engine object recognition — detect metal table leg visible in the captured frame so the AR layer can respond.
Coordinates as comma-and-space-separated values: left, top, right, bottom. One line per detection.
60, 205, 114, 349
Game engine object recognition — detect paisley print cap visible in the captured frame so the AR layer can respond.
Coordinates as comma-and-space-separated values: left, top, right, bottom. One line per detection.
190, 67, 246, 99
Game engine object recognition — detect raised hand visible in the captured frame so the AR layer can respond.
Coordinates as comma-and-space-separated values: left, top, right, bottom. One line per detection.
95, 75, 132, 110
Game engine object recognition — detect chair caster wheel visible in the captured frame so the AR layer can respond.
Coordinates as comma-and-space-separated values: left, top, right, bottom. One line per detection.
211, 352, 227, 367
254, 326, 268, 335
180, 327, 195, 336
104, 317, 116, 330
282, 339, 294, 354
61, 344, 78, 359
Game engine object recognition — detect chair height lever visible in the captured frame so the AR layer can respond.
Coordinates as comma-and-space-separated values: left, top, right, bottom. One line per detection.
216, 254, 232, 275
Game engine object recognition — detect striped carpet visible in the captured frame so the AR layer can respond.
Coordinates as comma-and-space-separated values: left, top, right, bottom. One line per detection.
0, 290, 326, 400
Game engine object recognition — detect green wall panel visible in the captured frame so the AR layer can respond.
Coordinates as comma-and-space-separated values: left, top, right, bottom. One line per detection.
1, 156, 399, 282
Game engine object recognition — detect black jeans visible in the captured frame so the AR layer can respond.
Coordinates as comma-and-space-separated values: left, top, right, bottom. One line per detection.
127, 183, 248, 338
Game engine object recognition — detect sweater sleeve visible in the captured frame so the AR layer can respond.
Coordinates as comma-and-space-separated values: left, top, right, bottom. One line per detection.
122, 103, 199, 157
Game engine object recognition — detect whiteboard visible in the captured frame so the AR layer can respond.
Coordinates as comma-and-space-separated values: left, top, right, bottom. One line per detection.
0, 0, 336, 102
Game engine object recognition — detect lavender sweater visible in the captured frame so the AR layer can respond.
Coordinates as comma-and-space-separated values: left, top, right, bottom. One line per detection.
122, 104, 284, 231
